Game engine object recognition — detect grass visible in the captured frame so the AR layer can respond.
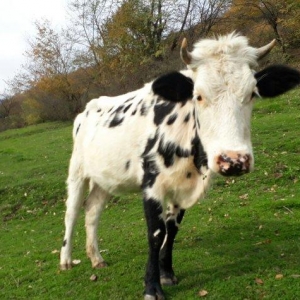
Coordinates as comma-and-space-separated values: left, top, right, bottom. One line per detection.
0, 89, 300, 299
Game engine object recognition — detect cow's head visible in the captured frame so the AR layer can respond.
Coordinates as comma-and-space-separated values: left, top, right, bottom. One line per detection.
180, 33, 300, 176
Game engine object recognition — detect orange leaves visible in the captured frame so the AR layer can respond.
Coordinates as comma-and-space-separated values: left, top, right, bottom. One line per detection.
255, 278, 264, 285
254, 239, 272, 246
90, 274, 98, 281
198, 290, 208, 297
275, 274, 284, 280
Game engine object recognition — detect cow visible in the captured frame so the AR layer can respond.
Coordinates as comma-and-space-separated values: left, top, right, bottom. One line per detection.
60, 33, 300, 300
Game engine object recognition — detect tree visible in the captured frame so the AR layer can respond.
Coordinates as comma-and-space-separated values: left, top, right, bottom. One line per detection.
100, 0, 164, 69
170, 0, 231, 49
9, 20, 87, 119
226, 0, 300, 53
0, 93, 24, 131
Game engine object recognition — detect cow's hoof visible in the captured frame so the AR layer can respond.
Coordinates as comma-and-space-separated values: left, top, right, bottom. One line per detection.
144, 294, 165, 300
60, 263, 72, 270
93, 261, 108, 268
160, 275, 178, 286
144, 282, 165, 300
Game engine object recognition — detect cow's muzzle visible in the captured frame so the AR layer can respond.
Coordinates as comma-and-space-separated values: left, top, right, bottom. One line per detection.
216, 152, 251, 176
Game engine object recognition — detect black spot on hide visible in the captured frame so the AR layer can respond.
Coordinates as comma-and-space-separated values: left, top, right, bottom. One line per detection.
112, 105, 124, 114
176, 146, 190, 158
125, 160, 130, 170
154, 101, 176, 126
124, 97, 135, 103
123, 103, 132, 113
140, 103, 148, 116
255, 65, 300, 97
158, 136, 190, 168
76, 124, 81, 135
142, 157, 160, 189
184, 112, 190, 123
109, 116, 124, 127
142, 130, 159, 156
132, 109, 137, 115
191, 134, 207, 171
158, 139, 175, 167
108, 104, 125, 127
167, 113, 178, 125
152, 71, 194, 102
63, 239, 67, 247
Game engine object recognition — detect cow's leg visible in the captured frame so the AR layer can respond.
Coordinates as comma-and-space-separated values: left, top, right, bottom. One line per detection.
85, 182, 108, 268
159, 208, 185, 286
143, 197, 166, 300
60, 171, 87, 270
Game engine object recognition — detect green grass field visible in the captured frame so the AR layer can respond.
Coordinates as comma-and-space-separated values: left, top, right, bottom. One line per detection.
1, 90, 300, 299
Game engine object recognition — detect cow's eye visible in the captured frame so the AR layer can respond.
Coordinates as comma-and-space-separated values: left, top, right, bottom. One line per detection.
197, 95, 202, 101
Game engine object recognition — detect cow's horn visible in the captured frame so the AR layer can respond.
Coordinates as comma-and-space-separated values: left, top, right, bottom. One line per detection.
256, 39, 277, 60
180, 38, 192, 65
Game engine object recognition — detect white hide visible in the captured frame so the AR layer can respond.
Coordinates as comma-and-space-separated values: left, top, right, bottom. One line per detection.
72, 77, 211, 208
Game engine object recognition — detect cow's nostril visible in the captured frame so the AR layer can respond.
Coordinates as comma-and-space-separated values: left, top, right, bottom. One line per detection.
217, 153, 251, 176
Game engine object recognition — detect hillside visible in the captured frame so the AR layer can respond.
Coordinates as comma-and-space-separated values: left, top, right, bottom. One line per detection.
0, 89, 300, 299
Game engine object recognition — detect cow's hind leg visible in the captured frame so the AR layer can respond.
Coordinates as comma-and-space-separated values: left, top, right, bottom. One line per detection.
85, 182, 108, 268
60, 173, 88, 270
159, 207, 185, 286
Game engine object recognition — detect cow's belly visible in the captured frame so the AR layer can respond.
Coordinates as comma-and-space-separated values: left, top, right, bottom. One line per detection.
83, 152, 143, 195
80, 122, 148, 195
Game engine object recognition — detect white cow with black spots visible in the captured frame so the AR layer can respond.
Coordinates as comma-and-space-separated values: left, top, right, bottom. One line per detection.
60, 33, 300, 300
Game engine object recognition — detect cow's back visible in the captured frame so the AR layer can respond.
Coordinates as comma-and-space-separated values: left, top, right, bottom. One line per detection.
72, 84, 157, 194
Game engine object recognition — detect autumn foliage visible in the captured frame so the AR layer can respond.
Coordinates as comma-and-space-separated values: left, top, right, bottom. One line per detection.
1, 0, 300, 131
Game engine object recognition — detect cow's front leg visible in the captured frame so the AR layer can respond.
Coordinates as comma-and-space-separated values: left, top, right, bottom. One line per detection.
159, 208, 185, 286
143, 197, 166, 300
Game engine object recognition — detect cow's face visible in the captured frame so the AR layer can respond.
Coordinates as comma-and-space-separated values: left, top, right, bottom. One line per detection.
193, 63, 256, 176
181, 34, 278, 176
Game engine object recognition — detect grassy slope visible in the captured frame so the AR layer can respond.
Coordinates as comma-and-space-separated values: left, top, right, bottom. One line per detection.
0, 90, 300, 299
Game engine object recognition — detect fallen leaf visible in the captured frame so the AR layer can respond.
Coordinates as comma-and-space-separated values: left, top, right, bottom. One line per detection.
274, 173, 283, 179
51, 249, 59, 254
72, 259, 81, 265
275, 274, 283, 280
99, 249, 108, 253
290, 274, 300, 278
198, 290, 208, 297
255, 278, 264, 285
239, 193, 248, 200
254, 239, 272, 246
90, 274, 98, 281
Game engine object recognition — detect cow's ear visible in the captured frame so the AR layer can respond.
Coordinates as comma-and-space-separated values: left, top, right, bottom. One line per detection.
255, 65, 300, 98
152, 71, 194, 102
